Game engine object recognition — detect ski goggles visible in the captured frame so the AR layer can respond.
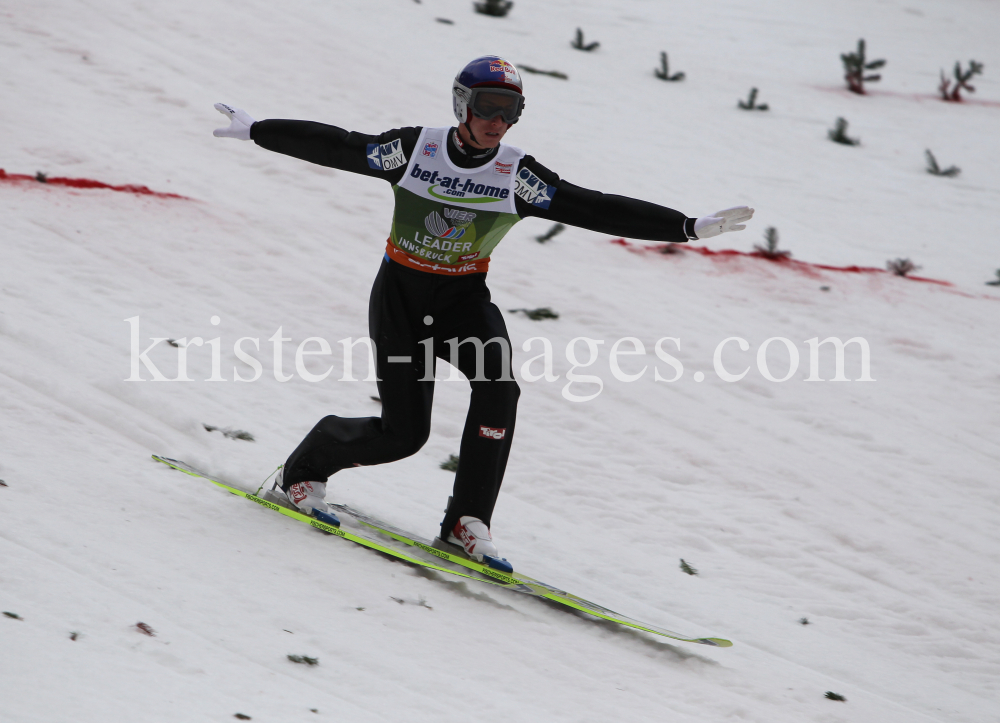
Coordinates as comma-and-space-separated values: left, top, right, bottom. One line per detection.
469, 87, 525, 124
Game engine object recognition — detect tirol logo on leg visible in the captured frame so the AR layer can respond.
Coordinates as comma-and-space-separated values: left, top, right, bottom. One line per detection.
479, 425, 506, 440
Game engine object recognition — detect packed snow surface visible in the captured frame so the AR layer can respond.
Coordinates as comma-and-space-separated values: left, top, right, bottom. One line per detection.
2, 0, 999, 721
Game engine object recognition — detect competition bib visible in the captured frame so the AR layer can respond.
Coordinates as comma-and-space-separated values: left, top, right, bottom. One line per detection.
386, 127, 524, 275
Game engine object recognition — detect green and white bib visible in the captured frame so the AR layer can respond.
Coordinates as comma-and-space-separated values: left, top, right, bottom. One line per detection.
386, 127, 524, 275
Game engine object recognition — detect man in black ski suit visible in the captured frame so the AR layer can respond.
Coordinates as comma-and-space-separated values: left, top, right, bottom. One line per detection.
213, 55, 753, 567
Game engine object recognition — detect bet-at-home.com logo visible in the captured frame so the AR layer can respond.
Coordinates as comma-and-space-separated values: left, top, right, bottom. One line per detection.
408, 163, 511, 204
366, 139, 408, 171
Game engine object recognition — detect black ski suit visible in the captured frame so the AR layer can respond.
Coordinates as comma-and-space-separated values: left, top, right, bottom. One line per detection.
250, 121, 693, 538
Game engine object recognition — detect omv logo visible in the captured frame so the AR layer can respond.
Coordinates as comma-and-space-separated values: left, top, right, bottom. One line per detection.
514, 168, 556, 209
366, 139, 407, 171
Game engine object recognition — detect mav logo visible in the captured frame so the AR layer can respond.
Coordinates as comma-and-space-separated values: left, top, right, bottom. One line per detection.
479, 425, 507, 440
366, 139, 408, 171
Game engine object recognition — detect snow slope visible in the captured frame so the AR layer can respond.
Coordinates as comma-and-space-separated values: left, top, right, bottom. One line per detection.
2, 0, 999, 721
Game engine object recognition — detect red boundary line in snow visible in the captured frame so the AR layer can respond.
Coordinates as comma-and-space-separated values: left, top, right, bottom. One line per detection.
0, 168, 189, 199
609, 238, 955, 286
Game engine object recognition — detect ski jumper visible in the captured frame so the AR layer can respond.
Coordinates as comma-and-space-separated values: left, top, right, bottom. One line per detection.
251, 120, 695, 537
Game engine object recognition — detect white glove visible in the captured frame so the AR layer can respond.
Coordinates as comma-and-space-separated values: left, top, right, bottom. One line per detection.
213, 103, 256, 140
694, 206, 754, 239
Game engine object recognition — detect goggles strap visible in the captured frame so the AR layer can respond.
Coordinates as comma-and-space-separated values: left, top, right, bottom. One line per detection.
463, 120, 480, 147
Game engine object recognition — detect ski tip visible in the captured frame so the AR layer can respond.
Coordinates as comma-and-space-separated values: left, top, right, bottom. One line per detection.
312, 508, 341, 528
152, 455, 182, 468
484, 555, 514, 574
697, 637, 733, 648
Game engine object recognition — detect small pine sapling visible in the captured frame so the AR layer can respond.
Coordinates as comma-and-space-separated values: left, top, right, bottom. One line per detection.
35, 171, 48, 183
519, 65, 568, 80
886, 258, 921, 277
737, 87, 768, 110
474, 0, 513, 17
287, 654, 319, 666
985, 269, 1000, 286
828, 117, 859, 146
753, 227, 791, 259
825, 691, 847, 702
799, 617, 810, 625
203, 424, 256, 441
509, 307, 559, 320
924, 150, 960, 177
535, 223, 565, 242
841, 39, 885, 94
571, 28, 599, 52
436, 18, 454, 24
391, 596, 434, 609
655, 52, 685, 81
3, 611, 22, 620
234, 715, 252, 721
135, 622, 156, 636
440, 454, 460, 472
679, 559, 698, 575
939, 60, 983, 101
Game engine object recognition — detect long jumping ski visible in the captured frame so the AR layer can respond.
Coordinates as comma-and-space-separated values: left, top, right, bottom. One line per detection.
152, 455, 731, 647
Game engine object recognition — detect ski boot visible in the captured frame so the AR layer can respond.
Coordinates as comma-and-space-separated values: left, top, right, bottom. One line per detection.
442, 516, 513, 573
262, 468, 340, 527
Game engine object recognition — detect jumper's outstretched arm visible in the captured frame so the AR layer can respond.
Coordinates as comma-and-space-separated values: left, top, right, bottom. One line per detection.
213, 104, 755, 243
